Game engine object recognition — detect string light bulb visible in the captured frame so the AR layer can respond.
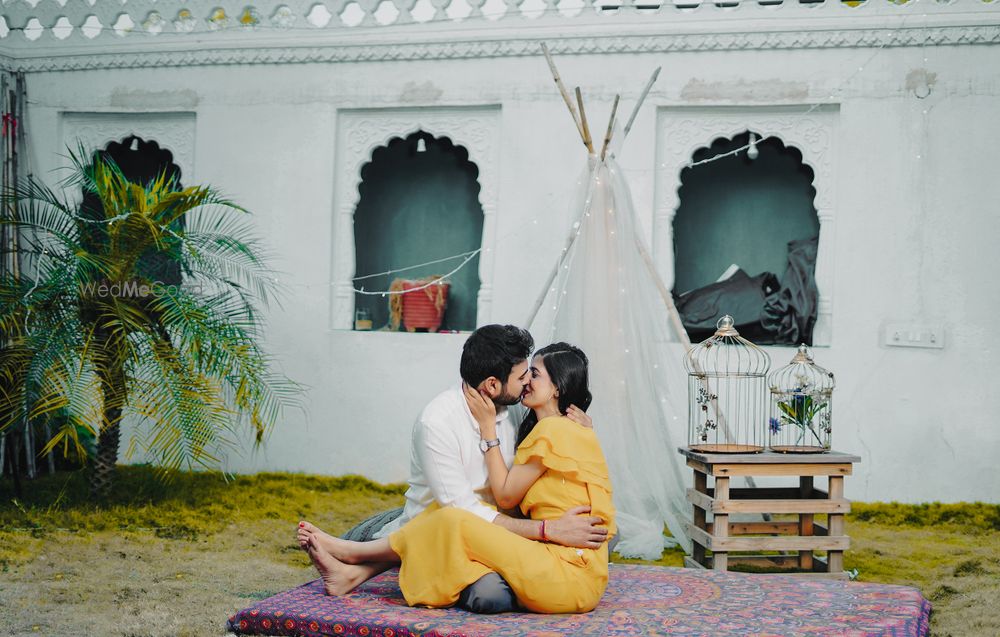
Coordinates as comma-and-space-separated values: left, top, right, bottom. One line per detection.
416, 138, 427, 153
747, 132, 759, 160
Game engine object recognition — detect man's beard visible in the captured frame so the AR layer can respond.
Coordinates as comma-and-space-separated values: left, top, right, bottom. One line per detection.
494, 384, 523, 407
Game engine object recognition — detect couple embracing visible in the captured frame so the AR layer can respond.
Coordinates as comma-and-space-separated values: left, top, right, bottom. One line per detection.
297, 324, 616, 614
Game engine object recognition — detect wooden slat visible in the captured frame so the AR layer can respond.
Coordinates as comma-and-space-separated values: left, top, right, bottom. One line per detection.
726, 554, 830, 569
714, 497, 850, 514
686, 488, 713, 512
686, 489, 850, 514
686, 458, 710, 474
686, 522, 849, 552
708, 534, 850, 552
707, 521, 800, 535
799, 476, 814, 570
704, 487, 829, 500
721, 555, 849, 579
692, 471, 707, 565
712, 463, 853, 477
828, 476, 846, 573
679, 448, 861, 464
686, 522, 713, 551
713, 477, 730, 571
684, 555, 708, 570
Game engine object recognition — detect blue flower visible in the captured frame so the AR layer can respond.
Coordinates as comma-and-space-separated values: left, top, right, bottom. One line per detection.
769, 417, 782, 434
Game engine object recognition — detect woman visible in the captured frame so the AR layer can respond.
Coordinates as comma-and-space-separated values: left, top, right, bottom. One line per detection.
300, 343, 616, 613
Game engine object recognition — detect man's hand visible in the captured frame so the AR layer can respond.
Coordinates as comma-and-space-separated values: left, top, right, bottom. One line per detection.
464, 382, 497, 438
564, 405, 593, 429
544, 505, 608, 549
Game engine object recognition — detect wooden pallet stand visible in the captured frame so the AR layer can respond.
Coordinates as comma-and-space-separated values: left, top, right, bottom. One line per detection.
679, 448, 861, 580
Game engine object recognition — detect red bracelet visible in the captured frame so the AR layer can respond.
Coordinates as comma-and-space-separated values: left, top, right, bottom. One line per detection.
540, 520, 547, 541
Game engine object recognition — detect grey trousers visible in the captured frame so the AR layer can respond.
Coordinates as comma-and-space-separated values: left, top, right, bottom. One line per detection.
343, 509, 519, 613
457, 572, 518, 614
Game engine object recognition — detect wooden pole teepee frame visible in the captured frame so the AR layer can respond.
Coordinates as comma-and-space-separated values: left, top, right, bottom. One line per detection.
528, 45, 759, 493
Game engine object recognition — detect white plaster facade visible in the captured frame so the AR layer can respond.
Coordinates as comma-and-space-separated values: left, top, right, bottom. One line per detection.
2, 0, 999, 503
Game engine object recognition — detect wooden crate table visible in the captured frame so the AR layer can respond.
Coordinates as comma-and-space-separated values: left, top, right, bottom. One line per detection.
679, 448, 861, 579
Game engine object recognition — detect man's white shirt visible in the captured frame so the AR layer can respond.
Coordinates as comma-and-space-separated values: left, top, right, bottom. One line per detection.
375, 382, 525, 538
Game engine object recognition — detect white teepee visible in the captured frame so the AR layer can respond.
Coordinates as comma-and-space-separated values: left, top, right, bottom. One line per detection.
526, 49, 693, 559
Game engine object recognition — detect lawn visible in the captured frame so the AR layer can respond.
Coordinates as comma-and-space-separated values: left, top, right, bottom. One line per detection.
1, 467, 997, 636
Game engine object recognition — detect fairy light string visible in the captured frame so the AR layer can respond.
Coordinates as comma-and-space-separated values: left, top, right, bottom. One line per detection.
354, 249, 481, 296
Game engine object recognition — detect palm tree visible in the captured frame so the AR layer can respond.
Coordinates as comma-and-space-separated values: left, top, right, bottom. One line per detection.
0, 145, 298, 499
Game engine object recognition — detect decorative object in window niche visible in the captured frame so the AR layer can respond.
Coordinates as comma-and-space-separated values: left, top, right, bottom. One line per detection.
767, 344, 835, 453
388, 276, 450, 333
684, 315, 771, 453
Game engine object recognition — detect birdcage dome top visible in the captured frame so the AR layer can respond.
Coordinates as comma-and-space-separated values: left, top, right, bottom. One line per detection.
768, 344, 835, 395
683, 315, 771, 377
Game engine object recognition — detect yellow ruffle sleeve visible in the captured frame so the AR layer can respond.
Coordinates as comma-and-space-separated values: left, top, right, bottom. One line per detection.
515, 416, 616, 536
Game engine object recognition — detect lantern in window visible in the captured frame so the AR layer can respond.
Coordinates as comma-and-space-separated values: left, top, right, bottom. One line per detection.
767, 344, 835, 453
684, 315, 771, 453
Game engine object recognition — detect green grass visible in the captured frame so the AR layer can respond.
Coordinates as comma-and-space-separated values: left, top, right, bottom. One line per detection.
1, 467, 998, 636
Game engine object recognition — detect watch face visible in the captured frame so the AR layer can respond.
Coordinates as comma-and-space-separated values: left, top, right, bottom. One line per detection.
479, 439, 487, 453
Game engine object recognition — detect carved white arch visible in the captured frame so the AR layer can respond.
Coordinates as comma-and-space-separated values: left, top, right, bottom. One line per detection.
330, 106, 501, 330
61, 112, 197, 184
654, 104, 838, 346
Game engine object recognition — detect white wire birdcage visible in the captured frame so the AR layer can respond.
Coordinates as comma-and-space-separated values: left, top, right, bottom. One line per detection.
767, 344, 835, 453
684, 315, 771, 453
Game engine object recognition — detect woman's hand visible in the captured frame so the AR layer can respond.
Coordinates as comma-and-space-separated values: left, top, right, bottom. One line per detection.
464, 382, 497, 438
565, 405, 593, 429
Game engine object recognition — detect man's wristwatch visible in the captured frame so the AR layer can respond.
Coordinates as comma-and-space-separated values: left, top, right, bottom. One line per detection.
479, 438, 501, 453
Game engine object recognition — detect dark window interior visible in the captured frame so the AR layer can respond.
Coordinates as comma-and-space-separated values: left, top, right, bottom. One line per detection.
81, 136, 183, 286
353, 132, 483, 332
673, 131, 820, 345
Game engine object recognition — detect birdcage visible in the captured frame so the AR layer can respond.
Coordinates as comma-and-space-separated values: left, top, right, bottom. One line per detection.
684, 315, 771, 453
767, 344, 835, 453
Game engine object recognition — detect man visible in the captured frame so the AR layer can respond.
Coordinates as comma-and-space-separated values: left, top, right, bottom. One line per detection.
299, 324, 607, 612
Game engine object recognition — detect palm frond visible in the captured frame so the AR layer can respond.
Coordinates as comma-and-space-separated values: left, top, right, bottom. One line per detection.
1, 179, 83, 248
1, 141, 300, 484
125, 334, 236, 473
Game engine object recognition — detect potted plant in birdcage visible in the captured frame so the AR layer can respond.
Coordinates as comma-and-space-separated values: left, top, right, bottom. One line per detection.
388, 276, 450, 333
768, 345, 835, 453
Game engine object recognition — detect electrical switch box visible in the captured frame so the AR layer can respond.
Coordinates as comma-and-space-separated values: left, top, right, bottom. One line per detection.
883, 323, 945, 349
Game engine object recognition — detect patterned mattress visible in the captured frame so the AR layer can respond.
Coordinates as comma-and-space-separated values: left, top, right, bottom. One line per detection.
227, 564, 931, 636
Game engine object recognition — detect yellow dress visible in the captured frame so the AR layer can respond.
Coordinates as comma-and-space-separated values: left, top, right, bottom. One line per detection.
388, 416, 617, 613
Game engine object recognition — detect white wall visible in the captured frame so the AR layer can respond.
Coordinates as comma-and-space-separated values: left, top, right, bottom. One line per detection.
19, 40, 1000, 502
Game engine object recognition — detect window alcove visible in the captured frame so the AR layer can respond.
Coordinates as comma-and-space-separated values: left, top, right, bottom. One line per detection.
81, 135, 184, 286
352, 132, 483, 332
673, 131, 820, 345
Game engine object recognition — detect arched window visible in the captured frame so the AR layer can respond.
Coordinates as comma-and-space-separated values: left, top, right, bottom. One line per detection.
353, 132, 483, 332
673, 131, 819, 345
81, 136, 183, 286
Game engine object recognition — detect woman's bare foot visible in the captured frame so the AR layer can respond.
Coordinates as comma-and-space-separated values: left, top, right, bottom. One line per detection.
306, 538, 370, 596
297, 521, 365, 564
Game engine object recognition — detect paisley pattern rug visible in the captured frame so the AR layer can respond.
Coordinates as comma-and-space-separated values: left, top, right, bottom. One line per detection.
227, 564, 931, 636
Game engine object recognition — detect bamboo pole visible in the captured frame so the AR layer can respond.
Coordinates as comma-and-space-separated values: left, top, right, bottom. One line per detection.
524, 230, 581, 329
633, 233, 760, 491
540, 43, 587, 147
623, 66, 661, 141
575, 87, 594, 154
600, 94, 620, 161
0, 75, 7, 480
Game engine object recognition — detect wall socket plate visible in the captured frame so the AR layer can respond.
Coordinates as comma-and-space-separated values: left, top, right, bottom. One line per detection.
884, 323, 945, 349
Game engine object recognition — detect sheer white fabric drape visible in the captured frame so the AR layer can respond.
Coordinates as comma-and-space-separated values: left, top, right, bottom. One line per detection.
529, 157, 691, 559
